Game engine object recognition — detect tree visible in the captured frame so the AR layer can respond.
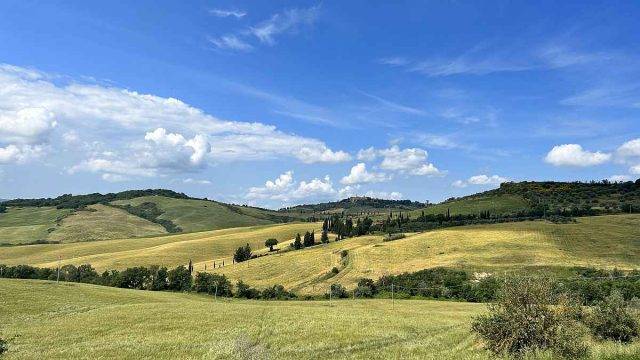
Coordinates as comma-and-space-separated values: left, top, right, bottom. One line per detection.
321, 230, 329, 244
234, 243, 252, 262
303, 231, 315, 247
265, 238, 278, 252
167, 265, 192, 291
292, 233, 302, 250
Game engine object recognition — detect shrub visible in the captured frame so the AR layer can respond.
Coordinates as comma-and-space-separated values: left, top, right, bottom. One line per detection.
167, 265, 192, 291
355, 278, 377, 298
472, 277, 589, 358
261, 284, 296, 300
194, 272, 232, 297
329, 283, 348, 298
0, 337, 7, 355
234, 244, 252, 263
587, 290, 639, 343
331, 267, 340, 274
235, 281, 260, 299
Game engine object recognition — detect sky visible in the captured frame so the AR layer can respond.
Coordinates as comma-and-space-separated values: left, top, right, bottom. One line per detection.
0, 0, 639, 208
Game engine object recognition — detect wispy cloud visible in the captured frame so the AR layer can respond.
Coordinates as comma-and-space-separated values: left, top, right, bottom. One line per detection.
358, 91, 426, 116
561, 84, 640, 108
209, 9, 247, 19
208, 5, 320, 52
249, 5, 320, 45
208, 35, 253, 51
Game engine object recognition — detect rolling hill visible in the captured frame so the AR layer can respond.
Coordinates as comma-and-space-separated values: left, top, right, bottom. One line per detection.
0, 190, 306, 245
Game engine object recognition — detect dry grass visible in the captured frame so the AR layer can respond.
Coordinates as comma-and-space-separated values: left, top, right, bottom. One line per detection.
0, 222, 321, 271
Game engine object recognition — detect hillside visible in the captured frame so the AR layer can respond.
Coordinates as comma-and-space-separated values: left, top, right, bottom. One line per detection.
211, 214, 640, 294
0, 190, 306, 245
281, 196, 426, 216
0, 222, 321, 270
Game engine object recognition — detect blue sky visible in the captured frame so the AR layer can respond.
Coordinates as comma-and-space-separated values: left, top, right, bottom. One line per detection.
1, 0, 639, 208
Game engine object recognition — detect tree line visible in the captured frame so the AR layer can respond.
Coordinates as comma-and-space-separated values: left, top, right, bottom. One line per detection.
3, 189, 191, 209
0, 263, 296, 300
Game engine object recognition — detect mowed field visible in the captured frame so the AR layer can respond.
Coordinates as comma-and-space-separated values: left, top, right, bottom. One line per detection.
0, 207, 73, 245
0, 222, 321, 271
213, 215, 640, 294
2, 279, 639, 360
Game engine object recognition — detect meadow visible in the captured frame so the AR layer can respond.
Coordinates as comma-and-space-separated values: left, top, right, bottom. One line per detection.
0, 222, 321, 271
214, 215, 640, 294
2, 279, 639, 360
0, 207, 73, 245
408, 194, 530, 217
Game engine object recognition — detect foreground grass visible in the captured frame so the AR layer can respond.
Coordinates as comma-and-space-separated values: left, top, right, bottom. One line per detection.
215, 215, 640, 293
0, 207, 73, 245
0, 222, 321, 271
2, 279, 639, 360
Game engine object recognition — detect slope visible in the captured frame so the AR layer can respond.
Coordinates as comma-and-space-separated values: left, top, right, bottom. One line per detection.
213, 214, 640, 294
0, 207, 73, 245
0, 222, 321, 270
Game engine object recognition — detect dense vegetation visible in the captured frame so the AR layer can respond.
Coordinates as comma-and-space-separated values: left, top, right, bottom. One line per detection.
281, 196, 426, 214
4, 189, 191, 209
112, 202, 182, 233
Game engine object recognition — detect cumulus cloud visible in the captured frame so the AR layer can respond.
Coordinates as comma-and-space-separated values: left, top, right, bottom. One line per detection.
453, 174, 509, 188
246, 170, 335, 202
340, 163, 389, 185
609, 175, 632, 183
356, 147, 377, 162
0, 144, 45, 164
0, 64, 350, 175
379, 146, 442, 176
544, 144, 611, 167
617, 139, 640, 158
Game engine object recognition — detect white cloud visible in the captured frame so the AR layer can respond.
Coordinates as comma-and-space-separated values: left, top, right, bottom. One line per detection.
631, 165, 640, 175
363, 190, 403, 200
0, 107, 57, 144
544, 144, 611, 167
246, 170, 335, 202
379, 146, 442, 176
0, 64, 350, 177
356, 147, 377, 161
249, 5, 320, 45
617, 138, 640, 158
340, 163, 388, 185
209, 35, 253, 51
69, 158, 156, 179
183, 178, 212, 185
209, 9, 246, 18
0, 144, 45, 164
359, 91, 426, 116
609, 175, 631, 183
452, 174, 508, 188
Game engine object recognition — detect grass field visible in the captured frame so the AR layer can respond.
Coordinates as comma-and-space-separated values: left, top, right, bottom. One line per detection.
0, 207, 73, 245
0, 222, 321, 271
111, 196, 292, 233
410, 194, 530, 217
2, 279, 639, 360
48, 204, 167, 243
213, 215, 640, 294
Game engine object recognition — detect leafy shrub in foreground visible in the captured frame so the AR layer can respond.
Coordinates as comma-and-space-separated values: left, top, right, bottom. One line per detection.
587, 290, 639, 343
472, 277, 589, 358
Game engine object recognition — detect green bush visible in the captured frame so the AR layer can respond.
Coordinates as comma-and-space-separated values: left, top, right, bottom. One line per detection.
587, 290, 639, 343
0, 337, 7, 355
329, 283, 348, 298
472, 277, 589, 358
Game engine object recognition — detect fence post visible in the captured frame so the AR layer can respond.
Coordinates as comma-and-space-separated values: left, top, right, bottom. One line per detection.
391, 283, 395, 309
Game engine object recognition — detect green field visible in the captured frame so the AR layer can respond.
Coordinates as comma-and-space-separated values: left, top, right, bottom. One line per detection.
410, 194, 531, 217
0, 222, 321, 271
48, 204, 167, 243
0, 207, 73, 245
213, 215, 640, 294
111, 196, 299, 233
1, 279, 638, 359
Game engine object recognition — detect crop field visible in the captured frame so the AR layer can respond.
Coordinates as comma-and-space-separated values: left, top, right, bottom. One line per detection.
1, 279, 638, 360
48, 204, 167, 243
0, 207, 73, 245
214, 215, 640, 294
0, 222, 321, 271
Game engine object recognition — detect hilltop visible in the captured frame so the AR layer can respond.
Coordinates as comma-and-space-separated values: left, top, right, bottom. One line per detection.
280, 196, 426, 215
